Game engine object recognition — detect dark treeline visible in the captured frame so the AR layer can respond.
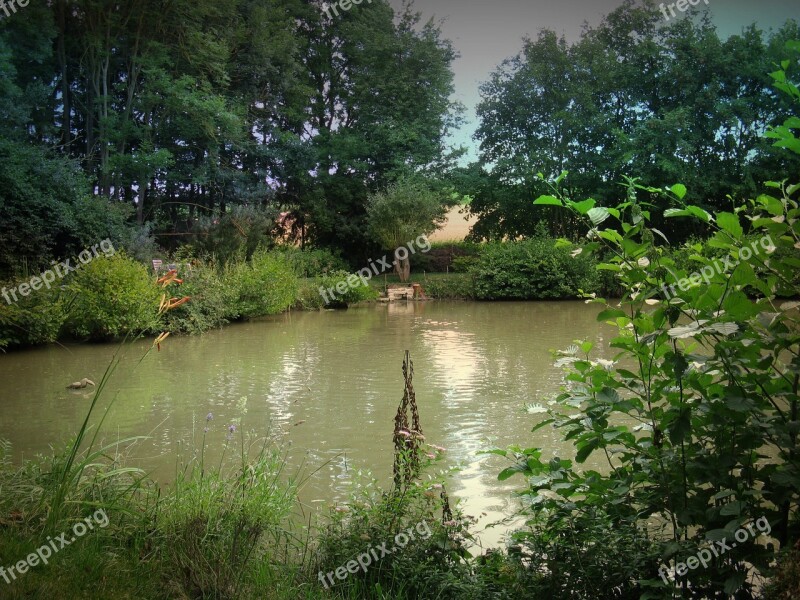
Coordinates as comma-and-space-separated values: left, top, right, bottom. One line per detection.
0, 0, 461, 274
460, 0, 800, 241
1, 0, 799, 275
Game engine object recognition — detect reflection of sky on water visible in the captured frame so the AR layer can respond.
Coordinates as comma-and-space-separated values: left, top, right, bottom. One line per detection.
0, 301, 616, 549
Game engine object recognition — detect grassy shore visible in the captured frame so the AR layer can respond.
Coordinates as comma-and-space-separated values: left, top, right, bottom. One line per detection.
0, 351, 496, 600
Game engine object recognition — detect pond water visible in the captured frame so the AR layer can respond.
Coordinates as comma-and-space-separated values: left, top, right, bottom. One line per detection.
0, 301, 615, 548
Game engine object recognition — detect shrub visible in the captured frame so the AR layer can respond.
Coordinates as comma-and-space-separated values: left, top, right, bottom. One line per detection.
311, 270, 379, 308
160, 262, 232, 334
118, 221, 162, 265
471, 239, 599, 300
421, 274, 475, 300
507, 508, 661, 599
224, 251, 298, 319
497, 165, 800, 596
0, 138, 139, 278
313, 482, 478, 599
274, 245, 349, 278
191, 205, 279, 265
64, 253, 161, 340
366, 176, 448, 282
765, 541, 800, 600
0, 282, 67, 349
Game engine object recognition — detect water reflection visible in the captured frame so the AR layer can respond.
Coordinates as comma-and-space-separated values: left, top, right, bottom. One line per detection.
0, 301, 614, 548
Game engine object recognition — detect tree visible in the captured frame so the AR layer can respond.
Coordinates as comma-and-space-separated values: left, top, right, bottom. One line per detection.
467, 0, 800, 242
366, 177, 447, 282
281, 1, 462, 262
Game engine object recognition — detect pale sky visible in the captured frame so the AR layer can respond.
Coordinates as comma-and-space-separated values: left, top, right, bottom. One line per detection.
388, 0, 800, 162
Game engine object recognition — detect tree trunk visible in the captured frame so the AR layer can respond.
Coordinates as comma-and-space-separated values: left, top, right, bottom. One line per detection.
56, 0, 71, 152
395, 257, 411, 282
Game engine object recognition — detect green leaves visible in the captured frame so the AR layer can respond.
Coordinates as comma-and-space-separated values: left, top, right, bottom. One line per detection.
597, 308, 628, 322
664, 206, 712, 223
505, 156, 800, 595
569, 198, 596, 214
670, 184, 687, 200
575, 436, 601, 463
756, 194, 785, 216
366, 176, 448, 271
716, 212, 743, 240
471, 239, 601, 300
533, 195, 563, 206
666, 407, 691, 445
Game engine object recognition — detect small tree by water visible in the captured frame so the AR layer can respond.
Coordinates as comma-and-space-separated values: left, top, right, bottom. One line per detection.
366, 177, 448, 282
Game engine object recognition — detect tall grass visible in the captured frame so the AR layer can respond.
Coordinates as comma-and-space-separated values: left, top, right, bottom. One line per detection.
46, 343, 148, 531
2, 341, 581, 599
0, 287, 313, 598
155, 431, 300, 598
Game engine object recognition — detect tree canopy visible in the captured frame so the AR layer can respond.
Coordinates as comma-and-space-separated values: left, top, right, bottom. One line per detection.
465, 0, 800, 241
0, 0, 462, 274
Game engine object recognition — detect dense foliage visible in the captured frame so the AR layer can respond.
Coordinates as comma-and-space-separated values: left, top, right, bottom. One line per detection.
0, 138, 132, 276
0, 0, 461, 269
0, 282, 66, 348
223, 251, 299, 320
487, 49, 800, 598
463, 1, 800, 241
65, 254, 162, 341
0, 0, 798, 596
470, 239, 600, 300
366, 177, 449, 281
0, 248, 363, 347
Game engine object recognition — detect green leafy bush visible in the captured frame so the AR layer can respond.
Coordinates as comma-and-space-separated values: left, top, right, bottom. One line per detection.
224, 251, 298, 319
497, 49, 800, 590
64, 254, 161, 340
0, 138, 139, 278
506, 508, 661, 599
191, 205, 279, 265
304, 270, 379, 309
275, 245, 349, 277
471, 239, 599, 300
496, 160, 800, 596
314, 482, 478, 599
118, 221, 162, 265
421, 273, 475, 300
160, 262, 232, 334
0, 283, 66, 349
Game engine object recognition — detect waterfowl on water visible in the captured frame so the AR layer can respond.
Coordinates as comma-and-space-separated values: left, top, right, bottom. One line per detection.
67, 378, 95, 390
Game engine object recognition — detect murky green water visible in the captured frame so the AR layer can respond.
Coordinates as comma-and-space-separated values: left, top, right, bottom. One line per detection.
0, 301, 614, 547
